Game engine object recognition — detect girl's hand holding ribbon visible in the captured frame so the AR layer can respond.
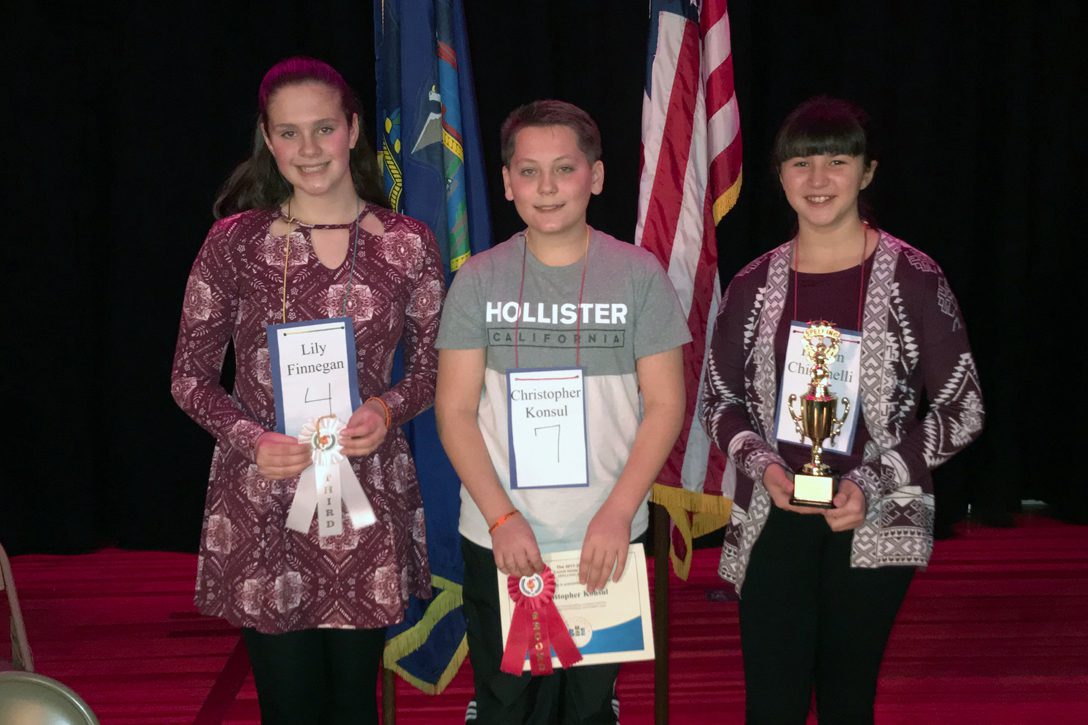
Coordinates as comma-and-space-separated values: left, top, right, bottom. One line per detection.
255, 432, 311, 479
341, 398, 389, 456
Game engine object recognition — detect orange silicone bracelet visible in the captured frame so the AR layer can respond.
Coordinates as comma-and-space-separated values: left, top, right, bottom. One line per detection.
365, 396, 392, 429
488, 510, 521, 535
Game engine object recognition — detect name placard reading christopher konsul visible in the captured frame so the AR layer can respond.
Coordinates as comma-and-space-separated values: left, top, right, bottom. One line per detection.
506, 367, 589, 489
268, 317, 361, 437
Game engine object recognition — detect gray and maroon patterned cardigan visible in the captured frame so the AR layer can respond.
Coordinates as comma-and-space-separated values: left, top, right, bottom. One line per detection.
700, 231, 984, 595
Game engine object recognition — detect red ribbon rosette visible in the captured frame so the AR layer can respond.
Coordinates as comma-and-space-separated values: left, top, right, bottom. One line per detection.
500, 567, 583, 676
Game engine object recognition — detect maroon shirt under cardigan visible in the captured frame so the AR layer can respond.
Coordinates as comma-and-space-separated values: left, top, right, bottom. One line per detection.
701, 231, 984, 593
171, 205, 443, 633
773, 256, 875, 476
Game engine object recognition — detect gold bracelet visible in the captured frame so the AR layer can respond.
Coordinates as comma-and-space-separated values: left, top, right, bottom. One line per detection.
488, 510, 521, 535
365, 396, 392, 429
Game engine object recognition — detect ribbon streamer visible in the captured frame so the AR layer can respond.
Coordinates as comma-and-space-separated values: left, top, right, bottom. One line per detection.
285, 416, 377, 536
500, 567, 583, 675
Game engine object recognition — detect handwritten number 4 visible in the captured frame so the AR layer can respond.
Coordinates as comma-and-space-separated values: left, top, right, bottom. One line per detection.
305, 384, 333, 415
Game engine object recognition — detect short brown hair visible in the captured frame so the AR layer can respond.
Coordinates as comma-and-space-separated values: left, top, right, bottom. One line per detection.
500, 100, 602, 165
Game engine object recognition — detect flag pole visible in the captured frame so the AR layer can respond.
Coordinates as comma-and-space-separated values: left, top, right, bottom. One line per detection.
639, 2, 742, 721
382, 666, 396, 724
653, 501, 670, 724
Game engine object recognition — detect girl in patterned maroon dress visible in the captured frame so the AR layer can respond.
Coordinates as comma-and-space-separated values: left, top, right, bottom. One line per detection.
701, 97, 984, 723
172, 57, 444, 724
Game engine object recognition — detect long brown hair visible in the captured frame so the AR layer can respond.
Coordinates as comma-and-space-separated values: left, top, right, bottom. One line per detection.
213, 56, 388, 219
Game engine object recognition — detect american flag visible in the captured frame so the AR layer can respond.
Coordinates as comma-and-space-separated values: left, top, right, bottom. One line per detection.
635, 0, 742, 578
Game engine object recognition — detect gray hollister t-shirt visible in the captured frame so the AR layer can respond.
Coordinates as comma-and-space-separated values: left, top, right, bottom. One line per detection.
436, 228, 691, 553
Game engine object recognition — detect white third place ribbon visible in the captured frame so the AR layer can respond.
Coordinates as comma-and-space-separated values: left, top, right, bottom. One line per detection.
285, 415, 377, 537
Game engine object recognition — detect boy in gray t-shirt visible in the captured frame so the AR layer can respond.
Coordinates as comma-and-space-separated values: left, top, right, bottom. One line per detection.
435, 100, 689, 723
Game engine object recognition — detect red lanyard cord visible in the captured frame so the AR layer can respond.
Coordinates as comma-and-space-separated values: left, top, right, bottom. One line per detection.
514, 229, 591, 368
791, 224, 870, 331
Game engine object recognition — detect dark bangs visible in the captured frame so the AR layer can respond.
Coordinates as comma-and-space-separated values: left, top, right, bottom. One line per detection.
772, 96, 873, 166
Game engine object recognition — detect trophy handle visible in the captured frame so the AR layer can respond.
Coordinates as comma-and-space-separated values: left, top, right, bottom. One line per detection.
787, 394, 806, 441
828, 397, 851, 445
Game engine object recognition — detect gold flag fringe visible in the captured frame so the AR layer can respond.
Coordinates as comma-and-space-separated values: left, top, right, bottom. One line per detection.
651, 483, 732, 580
382, 574, 469, 695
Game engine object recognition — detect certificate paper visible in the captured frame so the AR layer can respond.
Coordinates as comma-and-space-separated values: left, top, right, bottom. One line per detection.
506, 367, 589, 489
497, 546, 655, 670
774, 322, 862, 454
267, 317, 361, 436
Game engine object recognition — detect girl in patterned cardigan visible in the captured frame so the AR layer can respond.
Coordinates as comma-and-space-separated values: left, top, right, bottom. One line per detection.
701, 97, 984, 723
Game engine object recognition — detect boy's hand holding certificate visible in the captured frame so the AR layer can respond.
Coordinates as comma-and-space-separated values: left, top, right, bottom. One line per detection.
498, 545, 655, 672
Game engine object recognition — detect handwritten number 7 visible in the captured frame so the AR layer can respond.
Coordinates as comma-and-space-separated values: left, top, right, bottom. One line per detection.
534, 424, 561, 463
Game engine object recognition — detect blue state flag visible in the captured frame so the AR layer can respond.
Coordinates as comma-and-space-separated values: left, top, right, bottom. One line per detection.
374, 0, 491, 694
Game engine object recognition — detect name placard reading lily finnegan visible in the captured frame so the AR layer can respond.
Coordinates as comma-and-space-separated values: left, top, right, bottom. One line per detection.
267, 317, 361, 436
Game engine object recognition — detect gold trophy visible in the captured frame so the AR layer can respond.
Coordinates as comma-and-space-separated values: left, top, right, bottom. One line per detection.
787, 322, 851, 508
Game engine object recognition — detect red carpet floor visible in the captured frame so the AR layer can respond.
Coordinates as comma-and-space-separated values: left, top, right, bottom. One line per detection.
7, 514, 1087, 724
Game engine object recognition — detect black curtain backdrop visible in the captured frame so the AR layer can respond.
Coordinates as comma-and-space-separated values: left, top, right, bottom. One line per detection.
5, 1, 1083, 555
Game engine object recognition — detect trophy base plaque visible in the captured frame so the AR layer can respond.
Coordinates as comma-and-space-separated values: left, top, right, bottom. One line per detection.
790, 473, 837, 509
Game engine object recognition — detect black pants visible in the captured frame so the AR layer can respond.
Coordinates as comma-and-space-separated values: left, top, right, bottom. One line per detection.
242, 626, 386, 725
462, 536, 621, 725
738, 507, 914, 725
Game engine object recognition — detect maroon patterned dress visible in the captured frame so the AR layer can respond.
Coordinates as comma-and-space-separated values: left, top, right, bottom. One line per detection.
171, 205, 443, 633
